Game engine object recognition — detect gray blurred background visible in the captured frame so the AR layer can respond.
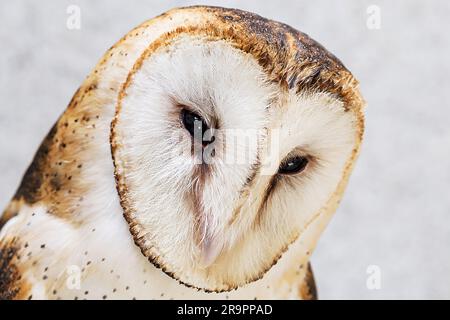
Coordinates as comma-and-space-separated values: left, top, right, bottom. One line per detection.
1, 0, 449, 299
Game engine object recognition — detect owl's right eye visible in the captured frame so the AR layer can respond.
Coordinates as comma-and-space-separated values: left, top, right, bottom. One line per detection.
278, 155, 309, 175
181, 108, 210, 144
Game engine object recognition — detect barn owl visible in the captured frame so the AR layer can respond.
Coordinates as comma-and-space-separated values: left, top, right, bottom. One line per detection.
0, 6, 364, 300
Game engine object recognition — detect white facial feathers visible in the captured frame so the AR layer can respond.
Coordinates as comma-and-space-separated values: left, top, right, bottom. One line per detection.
112, 34, 359, 290
117, 35, 274, 266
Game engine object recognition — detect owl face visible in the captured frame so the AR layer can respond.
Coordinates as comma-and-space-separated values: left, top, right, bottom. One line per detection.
111, 9, 364, 292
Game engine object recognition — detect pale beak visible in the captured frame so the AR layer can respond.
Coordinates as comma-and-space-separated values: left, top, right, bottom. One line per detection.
200, 232, 224, 268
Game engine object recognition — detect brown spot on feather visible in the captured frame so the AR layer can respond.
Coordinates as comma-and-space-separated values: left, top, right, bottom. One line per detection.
299, 263, 318, 300
0, 238, 30, 300
13, 123, 58, 204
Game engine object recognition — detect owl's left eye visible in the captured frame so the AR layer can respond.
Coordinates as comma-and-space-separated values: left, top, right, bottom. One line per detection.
278, 155, 309, 175
181, 108, 211, 145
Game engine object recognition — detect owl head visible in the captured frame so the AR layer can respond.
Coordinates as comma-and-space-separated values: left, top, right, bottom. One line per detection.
110, 6, 364, 292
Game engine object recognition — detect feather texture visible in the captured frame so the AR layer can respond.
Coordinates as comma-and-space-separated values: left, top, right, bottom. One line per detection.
0, 6, 364, 299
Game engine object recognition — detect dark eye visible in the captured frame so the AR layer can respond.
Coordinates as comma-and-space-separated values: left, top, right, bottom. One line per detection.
181, 109, 210, 144
278, 155, 309, 175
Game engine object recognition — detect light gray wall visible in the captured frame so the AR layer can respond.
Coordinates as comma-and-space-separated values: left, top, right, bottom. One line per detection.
1, 0, 449, 299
